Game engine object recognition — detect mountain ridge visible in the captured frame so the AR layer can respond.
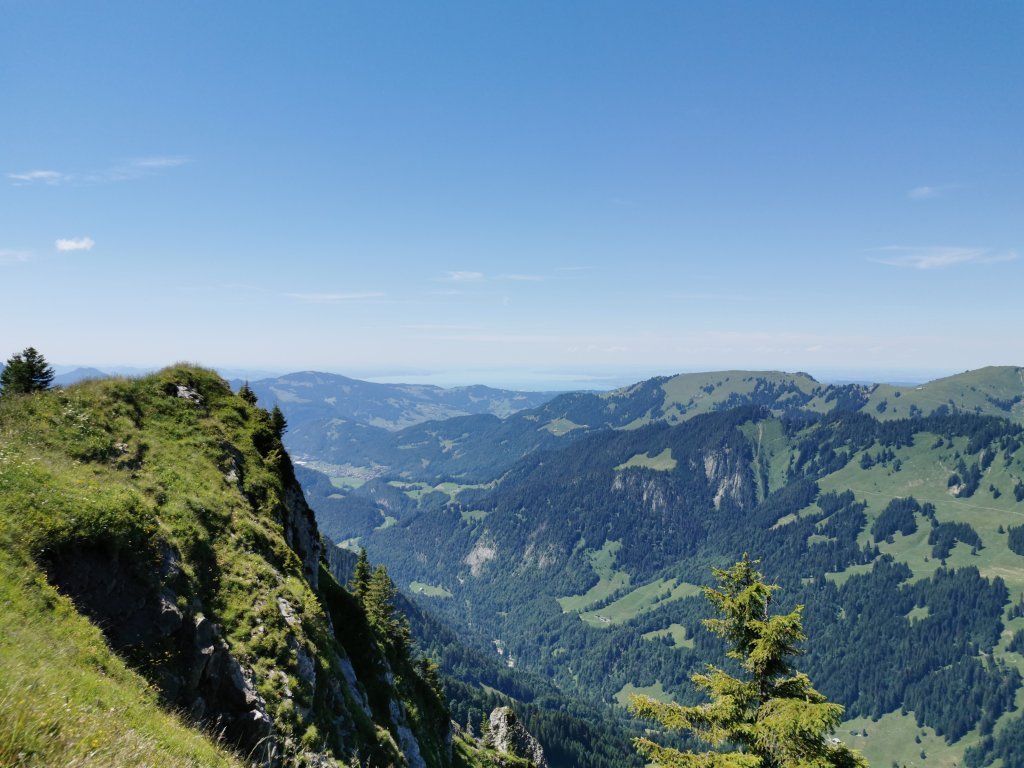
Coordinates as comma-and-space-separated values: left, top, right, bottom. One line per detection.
0, 365, 547, 767
287, 365, 1024, 768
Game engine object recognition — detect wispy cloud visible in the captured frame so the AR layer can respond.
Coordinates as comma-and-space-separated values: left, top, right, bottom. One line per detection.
908, 184, 957, 200
7, 170, 68, 185
128, 156, 190, 170
439, 271, 484, 282
8, 156, 190, 186
497, 273, 544, 282
869, 246, 1017, 270
402, 323, 479, 331
286, 291, 386, 303
55, 236, 95, 252
0, 248, 31, 263
99, 156, 191, 182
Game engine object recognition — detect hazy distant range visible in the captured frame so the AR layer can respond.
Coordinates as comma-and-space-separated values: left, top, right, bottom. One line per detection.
51, 364, 958, 392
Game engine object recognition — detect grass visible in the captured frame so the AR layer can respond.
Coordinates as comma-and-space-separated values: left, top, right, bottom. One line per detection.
802, 417, 1024, 767
659, 371, 820, 423
860, 366, 1024, 425
816, 432, 1024, 595
615, 448, 676, 472
0, 550, 242, 768
579, 578, 702, 627
557, 540, 630, 613
740, 418, 793, 498
641, 623, 693, 649
613, 681, 673, 707
409, 581, 453, 598
329, 475, 366, 490
0, 367, 395, 765
839, 711, 972, 768
389, 481, 434, 501
460, 509, 490, 523
391, 479, 492, 503
906, 605, 930, 622
542, 417, 587, 436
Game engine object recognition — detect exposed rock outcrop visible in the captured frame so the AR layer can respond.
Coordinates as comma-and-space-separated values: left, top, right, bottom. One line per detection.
282, 482, 323, 590
487, 707, 548, 768
42, 541, 273, 756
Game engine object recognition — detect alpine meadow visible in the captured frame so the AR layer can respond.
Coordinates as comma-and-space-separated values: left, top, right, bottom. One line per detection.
2, 3, 1023, 768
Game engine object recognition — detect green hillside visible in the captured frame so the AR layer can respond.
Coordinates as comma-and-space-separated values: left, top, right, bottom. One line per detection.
0, 549, 242, 768
657, 369, 823, 423
858, 366, 1024, 424
0, 367, 473, 767
251, 365, 1024, 767
296, 367, 1024, 524
344, 396, 1024, 767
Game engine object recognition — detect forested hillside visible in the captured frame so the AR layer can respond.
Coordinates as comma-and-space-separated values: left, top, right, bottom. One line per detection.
297, 368, 1024, 542
296, 367, 1024, 767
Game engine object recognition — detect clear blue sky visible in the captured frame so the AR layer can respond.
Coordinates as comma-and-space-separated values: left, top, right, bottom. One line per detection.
2, 2, 1021, 386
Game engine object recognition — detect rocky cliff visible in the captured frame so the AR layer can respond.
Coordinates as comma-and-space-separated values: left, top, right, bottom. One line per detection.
486, 707, 548, 768
0, 366, 462, 767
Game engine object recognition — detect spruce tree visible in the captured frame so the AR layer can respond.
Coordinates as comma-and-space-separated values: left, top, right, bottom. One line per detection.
630, 555, 868, 768
0, 347, 54, 395
350, 547, 372, 605
270, 404, 288, 438
238, 381, 258, 405
364, 564, 411, 657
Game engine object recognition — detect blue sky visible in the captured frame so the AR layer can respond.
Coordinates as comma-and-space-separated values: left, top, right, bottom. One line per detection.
1, 2, 1021, 387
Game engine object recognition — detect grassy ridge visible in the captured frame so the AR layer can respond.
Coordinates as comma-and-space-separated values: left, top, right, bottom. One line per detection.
0, 545, 242, 768
0, 367, 453, 767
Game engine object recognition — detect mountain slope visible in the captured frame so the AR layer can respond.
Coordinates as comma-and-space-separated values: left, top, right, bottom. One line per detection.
334, 382, 1024, 767
240, 371, 559, 433
293, 367, 1024, 501
0, 366, 465, 767
0, 546, 243, 768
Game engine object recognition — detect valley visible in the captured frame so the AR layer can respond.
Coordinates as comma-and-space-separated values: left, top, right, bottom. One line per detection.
276, 366, 1024, 768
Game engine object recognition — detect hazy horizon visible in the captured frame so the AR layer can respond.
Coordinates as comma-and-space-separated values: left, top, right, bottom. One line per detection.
47, 359, 987, 393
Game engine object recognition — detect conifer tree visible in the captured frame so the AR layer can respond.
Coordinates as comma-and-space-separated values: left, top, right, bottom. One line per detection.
630, 555, 868, 768
364, 563, 412, 656
350, 547, 372, 605
1, 347, 54, 395
238, 381, 258, 405
270, 404, 288, 438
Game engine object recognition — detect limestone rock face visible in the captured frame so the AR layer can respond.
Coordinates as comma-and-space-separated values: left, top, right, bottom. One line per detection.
282, 482, 323, 589
488, 707, 548, 768
42, 541, 273, 756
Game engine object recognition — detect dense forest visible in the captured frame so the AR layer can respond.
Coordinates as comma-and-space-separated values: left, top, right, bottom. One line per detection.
294, 380, 1024, 766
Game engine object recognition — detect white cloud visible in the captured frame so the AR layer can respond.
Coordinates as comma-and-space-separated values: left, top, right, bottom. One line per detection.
8, 170, 67, 185
908, 184, 957, 200
498, 273, 544, 282
869, 246, 1017, 270
0, 248, 31, 263
8, 156, 190, 186
55, 236, 95, 252
439, 271, 484, 282
128, 156, 190, 169
101, 156, 191, 182
286, 292, 385, 303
